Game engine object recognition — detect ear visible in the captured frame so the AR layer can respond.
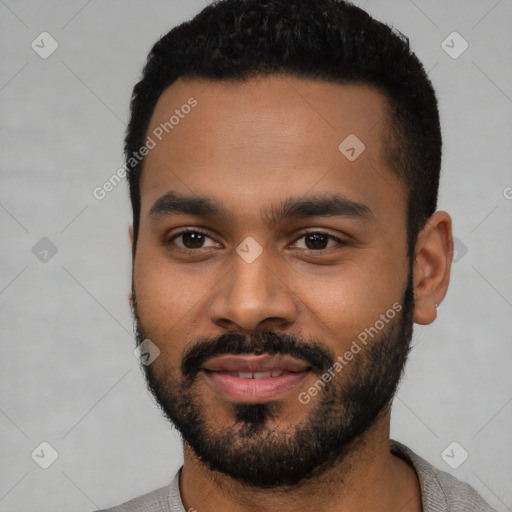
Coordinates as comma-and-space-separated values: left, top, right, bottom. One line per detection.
129, 225, 134, 310
413, 211, 453, 325
129, 224, 134, 247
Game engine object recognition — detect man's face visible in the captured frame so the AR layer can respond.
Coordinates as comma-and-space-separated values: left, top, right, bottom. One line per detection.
131, 76, 413, 487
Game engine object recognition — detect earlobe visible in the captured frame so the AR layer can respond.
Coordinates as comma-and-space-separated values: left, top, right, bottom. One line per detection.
412, 211, 453, 325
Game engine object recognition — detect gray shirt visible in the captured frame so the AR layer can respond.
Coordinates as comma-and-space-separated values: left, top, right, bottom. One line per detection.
96, 439, 496, 511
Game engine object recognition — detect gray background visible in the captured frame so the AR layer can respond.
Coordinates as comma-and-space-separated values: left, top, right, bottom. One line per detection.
1, 1, 511, 511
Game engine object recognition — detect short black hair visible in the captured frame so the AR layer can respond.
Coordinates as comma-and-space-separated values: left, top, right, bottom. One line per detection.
125, 0, 441, 258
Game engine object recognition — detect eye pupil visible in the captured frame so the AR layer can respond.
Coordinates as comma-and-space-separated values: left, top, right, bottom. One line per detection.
305, 233, 328, 250
183, 232, 205, 248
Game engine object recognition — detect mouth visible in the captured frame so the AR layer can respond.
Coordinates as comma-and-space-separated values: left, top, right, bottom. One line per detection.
200, 354, 312, 403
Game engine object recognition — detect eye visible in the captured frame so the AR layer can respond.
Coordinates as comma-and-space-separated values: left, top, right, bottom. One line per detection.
291, 231, 346, 251
165, 229, 346, 252
167, 229, 220, 250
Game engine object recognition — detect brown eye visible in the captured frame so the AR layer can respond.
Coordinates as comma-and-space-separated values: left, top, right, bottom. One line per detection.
293, 231, 345, 251
168, 230, 218, 250
304, 233, 329, 250
181, 232, 207, 249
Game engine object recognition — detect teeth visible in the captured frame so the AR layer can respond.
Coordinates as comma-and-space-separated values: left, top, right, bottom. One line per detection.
254, 371, 271, 379
236, 370, 285, 378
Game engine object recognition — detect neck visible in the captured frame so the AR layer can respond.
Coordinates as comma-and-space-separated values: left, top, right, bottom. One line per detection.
178, 409, 422, 512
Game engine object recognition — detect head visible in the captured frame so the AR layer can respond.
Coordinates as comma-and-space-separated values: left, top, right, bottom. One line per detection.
126, 0, 453, 488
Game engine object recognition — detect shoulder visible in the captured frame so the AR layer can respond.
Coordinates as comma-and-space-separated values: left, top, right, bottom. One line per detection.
434, 470, 496, 512
94, 484, 172, 512
390, 439, 497, 512
94, 467, 184, 512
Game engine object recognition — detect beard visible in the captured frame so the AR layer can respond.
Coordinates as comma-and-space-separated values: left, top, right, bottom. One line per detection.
131, 270, 415, 489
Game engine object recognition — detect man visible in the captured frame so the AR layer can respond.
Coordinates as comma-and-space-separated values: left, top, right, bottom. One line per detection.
98, 0, 496, 510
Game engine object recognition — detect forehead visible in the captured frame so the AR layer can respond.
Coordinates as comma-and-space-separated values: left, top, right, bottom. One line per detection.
139, 75, 405, 224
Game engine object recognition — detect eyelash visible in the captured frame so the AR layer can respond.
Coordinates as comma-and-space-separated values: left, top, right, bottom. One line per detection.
166, 228, 347, 252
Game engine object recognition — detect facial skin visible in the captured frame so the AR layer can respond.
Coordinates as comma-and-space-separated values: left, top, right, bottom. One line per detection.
130, 75, 453, 512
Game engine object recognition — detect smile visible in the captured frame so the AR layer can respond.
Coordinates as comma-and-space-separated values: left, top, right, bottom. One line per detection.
200, 354, 312, 403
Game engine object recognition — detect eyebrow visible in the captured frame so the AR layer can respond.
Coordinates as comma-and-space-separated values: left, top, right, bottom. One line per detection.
149, 190, 374, 228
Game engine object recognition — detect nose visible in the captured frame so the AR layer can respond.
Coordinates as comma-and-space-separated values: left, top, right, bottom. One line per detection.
207, 248, 298, 333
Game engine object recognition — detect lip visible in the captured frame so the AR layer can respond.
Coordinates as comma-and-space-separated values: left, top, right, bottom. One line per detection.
200, 354, 312, 403
202, 369, 310, 403
201, 354, 311, 373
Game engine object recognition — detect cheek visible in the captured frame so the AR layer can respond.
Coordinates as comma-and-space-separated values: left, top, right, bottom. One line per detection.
133, 243, 190, 334
292, 253, 407, 341
134, 224, 408, 345
133, 241, 219, 350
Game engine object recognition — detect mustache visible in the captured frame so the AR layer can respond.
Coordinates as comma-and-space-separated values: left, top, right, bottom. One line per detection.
181, 330, 335, 379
